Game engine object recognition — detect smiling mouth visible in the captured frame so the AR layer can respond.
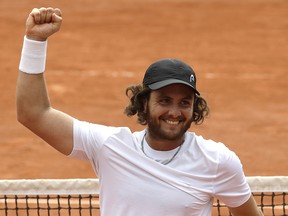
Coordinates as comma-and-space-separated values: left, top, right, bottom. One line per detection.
165, 120, 180, 125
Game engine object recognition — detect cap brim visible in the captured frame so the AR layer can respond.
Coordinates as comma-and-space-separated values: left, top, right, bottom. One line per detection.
148, 79, 200, 95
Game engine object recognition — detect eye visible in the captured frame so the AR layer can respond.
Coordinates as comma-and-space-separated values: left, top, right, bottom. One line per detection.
158, 98, 170, 105
180, 99, 192, 107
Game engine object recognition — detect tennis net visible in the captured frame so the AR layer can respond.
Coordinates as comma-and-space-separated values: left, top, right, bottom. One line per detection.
0, 176, 287, 216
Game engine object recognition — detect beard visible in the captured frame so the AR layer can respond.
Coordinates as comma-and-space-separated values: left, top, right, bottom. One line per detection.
146, 112, 193, 141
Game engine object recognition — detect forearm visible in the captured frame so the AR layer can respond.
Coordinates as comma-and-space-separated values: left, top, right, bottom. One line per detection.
16, 72, 51, 126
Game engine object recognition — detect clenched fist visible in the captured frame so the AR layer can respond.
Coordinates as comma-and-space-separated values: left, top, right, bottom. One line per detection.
26, 7, 62, 41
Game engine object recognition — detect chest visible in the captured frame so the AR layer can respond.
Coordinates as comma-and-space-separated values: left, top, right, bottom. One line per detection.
98, 144, 215, 214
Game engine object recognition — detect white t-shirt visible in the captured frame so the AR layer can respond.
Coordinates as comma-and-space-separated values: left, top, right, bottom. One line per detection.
69, 119, 251, 216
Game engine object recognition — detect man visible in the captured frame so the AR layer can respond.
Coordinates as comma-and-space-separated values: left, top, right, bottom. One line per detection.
17, 7, 263, 215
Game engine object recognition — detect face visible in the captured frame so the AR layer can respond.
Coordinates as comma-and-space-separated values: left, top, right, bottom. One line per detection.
146, 84, 195, 142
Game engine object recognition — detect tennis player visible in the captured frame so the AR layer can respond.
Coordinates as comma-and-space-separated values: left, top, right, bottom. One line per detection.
17, 7, 263, 216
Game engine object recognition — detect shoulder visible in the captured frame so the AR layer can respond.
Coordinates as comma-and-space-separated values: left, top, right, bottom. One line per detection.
73, 118, 135, 143
73, 119, 147, 147
184, 132, 243, 173
190, 134, 246, 183
186, 132, 233, 158
74, 118, 132, 133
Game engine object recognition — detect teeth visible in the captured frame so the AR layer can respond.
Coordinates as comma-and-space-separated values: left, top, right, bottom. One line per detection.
166, 120, 179, 125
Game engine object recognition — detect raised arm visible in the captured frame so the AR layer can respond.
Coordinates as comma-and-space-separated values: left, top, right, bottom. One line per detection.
17, 7, 74, 155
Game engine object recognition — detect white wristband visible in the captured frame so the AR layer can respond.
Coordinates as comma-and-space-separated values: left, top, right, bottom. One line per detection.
19, 36, 48, 74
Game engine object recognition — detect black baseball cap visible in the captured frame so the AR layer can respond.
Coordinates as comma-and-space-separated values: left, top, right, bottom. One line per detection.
143, 58, 200, 95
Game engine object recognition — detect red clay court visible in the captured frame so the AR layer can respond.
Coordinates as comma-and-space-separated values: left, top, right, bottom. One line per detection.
0, 0, 287, 180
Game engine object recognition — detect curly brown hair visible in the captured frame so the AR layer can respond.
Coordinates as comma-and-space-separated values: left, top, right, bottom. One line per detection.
124, 84, 209, 125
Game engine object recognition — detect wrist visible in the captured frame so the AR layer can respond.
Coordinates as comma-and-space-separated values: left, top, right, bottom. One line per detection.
26, 34, 47, 42
19, 36, 48, 74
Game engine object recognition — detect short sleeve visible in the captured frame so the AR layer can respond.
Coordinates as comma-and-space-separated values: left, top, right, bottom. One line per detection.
68, 119, 119, 160
213, 145, 251, 208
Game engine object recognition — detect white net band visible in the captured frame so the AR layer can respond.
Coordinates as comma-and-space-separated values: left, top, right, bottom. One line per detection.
0, 176, 287, 195
247, 176, 288, 192
0, 178, 99, 195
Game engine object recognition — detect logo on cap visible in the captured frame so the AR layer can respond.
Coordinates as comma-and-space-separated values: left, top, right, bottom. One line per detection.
190, 74, 195, 83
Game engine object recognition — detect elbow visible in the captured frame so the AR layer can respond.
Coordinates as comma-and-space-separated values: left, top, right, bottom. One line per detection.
16, 106, 33, 127
16, 103, 46, 127
17, 111, 27, 126
17, 102, 25, 125
16, 97, 33, 126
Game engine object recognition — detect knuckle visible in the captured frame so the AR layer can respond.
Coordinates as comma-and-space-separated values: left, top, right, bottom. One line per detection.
31, 8, 39, 15
54, 8, 62, 16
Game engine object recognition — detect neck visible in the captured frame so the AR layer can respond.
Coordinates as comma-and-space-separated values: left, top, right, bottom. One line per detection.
145, 132, 184, 151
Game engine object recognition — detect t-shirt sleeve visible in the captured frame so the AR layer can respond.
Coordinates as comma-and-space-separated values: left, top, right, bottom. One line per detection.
213, 145, 251, 208
68, 119, 118, 161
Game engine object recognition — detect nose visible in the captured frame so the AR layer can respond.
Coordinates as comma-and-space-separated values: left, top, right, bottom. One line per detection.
167, 105, 182, 118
